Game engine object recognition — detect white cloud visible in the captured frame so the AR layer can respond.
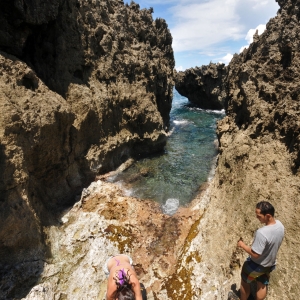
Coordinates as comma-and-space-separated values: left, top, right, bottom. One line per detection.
171, 0, 242, 52
175, 65, 184, 71
239, 23, 266, 52
167, 0, 278, 52
219, 53, 234, 65
245, 24, 266, 43
252, 0, 269, 9
239, 45, 248, 53
138, 0, 177, 4
137, 0, 278, 69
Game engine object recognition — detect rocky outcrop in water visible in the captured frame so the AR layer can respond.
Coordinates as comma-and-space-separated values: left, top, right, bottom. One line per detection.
175, 62, 227, 109
0, 0, 174, 297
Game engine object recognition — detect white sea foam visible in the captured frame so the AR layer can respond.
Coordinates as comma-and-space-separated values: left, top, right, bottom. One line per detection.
211, 108, 225, 115
122, 187, 133, 197
189, 107, 226, 115
106, 174, 118, 182
167, 126, 175, 136
173, 119, 191, 125
207, 155, 218, 182
162, 198, 180, 215
114, 180, 133, 197
173, 120, 187, 125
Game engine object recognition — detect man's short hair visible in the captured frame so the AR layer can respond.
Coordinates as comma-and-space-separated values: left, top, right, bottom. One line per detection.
256, 201, 275, 216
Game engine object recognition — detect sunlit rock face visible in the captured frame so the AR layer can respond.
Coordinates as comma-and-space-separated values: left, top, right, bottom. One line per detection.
173, 0, 300, 299
2, 0, 300, 299
18, 180, 205, 300
175, 63, 228, 110
0, 0, 174, 297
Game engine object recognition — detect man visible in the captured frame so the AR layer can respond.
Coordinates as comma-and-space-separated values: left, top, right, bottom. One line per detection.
231, 201, 285, 300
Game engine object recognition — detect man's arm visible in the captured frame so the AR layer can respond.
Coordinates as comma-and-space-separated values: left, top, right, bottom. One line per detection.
237, 240, 261, 259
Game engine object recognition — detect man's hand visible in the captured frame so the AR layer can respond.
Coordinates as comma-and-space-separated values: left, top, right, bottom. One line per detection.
237, 239, 260, 259
237, 239, 245, 248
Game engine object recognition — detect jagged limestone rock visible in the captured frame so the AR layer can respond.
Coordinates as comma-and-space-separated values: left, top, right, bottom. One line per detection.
175, 62, 227, 110
172, 0, 300, 299
0, 0, 174, 297
2, 0, 300, 299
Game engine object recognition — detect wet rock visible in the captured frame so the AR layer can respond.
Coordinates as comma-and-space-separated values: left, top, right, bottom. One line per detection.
140, 167, 150, 177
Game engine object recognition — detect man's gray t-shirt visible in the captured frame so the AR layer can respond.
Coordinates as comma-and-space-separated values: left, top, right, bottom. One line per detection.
251, 220, 284, 267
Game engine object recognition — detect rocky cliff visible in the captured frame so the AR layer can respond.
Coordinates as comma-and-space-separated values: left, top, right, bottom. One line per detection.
175, 62, 227, 109
2, 0, 300, 299
173, 0, 300, 299
0, 0, 174, 297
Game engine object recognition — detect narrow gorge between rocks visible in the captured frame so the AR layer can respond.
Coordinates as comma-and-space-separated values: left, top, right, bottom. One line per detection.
1, 0, 300, 299
108, 90, 225, 212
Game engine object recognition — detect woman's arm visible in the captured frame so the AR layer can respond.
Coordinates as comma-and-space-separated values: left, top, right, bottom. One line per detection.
106, 278, 117, 300
131, 275, 143, 300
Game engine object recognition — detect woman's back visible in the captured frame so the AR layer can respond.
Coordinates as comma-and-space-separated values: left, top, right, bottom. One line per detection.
106, 255, 142, 300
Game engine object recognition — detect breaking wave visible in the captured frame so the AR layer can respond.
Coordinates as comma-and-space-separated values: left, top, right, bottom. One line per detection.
173, 119, 192, 125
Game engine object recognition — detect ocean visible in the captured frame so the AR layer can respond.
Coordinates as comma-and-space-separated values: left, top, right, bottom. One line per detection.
109, 89, 225, 214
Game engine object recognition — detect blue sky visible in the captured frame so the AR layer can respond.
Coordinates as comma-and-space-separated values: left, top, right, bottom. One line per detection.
134, 0, 279, 70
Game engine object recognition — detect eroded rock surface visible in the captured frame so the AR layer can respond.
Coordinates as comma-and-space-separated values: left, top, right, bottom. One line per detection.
2, 0, 300, 299
175, 63, 227, 109
0, 0, 174, 297
174, 0, 300, 299
20, 180, 204, 300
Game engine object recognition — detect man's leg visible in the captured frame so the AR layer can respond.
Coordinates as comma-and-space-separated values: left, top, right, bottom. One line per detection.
256, 281, 267, 300
240, 279, 250, 300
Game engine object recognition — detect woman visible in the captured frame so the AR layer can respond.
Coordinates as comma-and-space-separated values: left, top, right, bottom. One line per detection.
104, 254, 143, 300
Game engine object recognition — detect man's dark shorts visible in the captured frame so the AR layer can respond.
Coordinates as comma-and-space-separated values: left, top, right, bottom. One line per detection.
241, 258, 274, 285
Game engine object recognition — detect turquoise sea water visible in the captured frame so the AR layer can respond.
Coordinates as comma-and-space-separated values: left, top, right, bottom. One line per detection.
110, 90, 225, 213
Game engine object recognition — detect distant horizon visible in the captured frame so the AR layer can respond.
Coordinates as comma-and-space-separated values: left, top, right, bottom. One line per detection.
135, 0, 279, 71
